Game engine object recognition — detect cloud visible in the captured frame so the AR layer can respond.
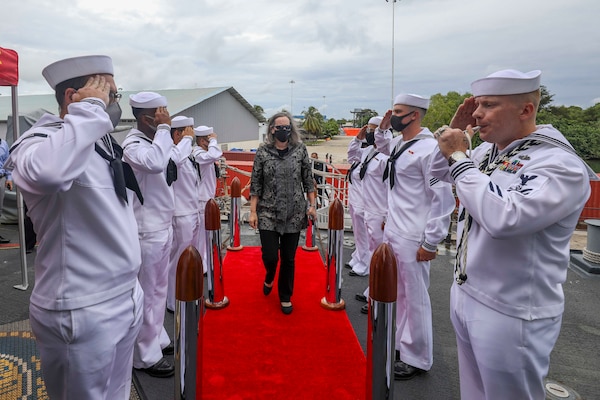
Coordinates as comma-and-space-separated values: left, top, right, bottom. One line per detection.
1, 0, 599, 119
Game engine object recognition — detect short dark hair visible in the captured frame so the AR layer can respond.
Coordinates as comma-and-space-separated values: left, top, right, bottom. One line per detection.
54, 76, 91, 108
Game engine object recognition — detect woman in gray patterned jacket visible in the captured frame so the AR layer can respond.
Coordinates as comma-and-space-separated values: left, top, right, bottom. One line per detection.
249, 111, 317, 314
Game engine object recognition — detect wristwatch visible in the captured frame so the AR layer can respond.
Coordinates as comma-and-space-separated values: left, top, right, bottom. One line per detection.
448, 151, 468, 166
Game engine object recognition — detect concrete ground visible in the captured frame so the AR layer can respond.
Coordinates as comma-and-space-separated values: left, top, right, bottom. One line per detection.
1, 220, 598, 399
0, 134, 597, 400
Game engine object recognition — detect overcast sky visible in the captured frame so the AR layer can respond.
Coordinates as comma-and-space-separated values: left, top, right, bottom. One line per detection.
1, 0, 598, 120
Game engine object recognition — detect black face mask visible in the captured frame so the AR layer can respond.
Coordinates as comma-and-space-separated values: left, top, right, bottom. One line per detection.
106, 102, 122, 129
365, 131, 375, 146
274, 128, 291, 142
390, 111, 415, 132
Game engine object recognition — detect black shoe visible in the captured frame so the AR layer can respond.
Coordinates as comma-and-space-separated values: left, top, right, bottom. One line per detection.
281, 302, 293, 315
162, 342, 174, 355
263, 282, 273, 296
0, 235, 9, 244
138, 357, 175, 378
360, 304, 369, 314
344, 263, 352, 269
394, 361, 425, 380
349, 270, 359, 277
166, 308, 174, 314
355, 293, 367, 303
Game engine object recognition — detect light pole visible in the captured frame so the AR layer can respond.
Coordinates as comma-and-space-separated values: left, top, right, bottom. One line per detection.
289, 80, 295, 115
387, 0, 400, 106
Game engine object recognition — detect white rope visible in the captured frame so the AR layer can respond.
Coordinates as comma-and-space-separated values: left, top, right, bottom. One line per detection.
583, 248, 600, 264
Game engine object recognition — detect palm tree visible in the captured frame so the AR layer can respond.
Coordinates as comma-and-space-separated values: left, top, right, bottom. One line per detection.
302, 106, 324, 138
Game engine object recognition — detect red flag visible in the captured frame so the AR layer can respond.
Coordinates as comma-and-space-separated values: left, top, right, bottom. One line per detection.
0, 47, 19, 86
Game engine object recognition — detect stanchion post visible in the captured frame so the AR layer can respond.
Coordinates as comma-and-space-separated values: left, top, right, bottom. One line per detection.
366, 243, 397, 400
227, 177, 243, 251
320, 198, 345, 310
174, 245, 204, 400
204, 198, 230, 309
302, 216, 319, 251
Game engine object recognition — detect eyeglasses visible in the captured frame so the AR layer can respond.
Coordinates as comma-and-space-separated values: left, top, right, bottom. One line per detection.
109, 92, 122, 103
274, 125, 291, 131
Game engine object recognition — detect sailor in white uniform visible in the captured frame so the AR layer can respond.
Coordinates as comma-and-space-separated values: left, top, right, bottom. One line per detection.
346, 133, 371, 276
375, 94, 455, 380
431, 69, 596, 400
348, 117, 388, 312
6, 55, 143, 399
166, 116, 200, 312
192, 125, 223, 271
123, 92, 192, 377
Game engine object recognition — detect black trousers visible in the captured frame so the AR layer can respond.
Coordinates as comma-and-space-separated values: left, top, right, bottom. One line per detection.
259, 230, 301, 303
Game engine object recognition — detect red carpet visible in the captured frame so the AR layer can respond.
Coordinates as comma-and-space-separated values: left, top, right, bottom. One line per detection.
202, 246, 366, 400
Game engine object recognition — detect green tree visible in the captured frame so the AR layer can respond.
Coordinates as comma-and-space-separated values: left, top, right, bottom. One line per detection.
422, 91, 471, 132
253, 104, 265, 116
323, 119, 340, 138
357, 109, 379, 127
538, 85, 554, 111
302, 106, 324, 138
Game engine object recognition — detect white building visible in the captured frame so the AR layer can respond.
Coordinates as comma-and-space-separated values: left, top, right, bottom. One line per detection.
0, 87, 266, 150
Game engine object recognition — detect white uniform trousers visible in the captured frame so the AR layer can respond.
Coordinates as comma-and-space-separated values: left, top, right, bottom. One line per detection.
134, 227, 173, 368
450, 285, 562, 400
385, 232, 433, 370
362, 210, 386, 298
348, 203, 369, 275
167, 213, 200, 311
30, 281, 143, 400
197, 200, 208, 274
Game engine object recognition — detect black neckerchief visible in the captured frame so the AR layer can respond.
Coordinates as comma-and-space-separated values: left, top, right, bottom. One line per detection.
359, 147, 380, 180
95, 135, 144, 204
382, 139, 419, 189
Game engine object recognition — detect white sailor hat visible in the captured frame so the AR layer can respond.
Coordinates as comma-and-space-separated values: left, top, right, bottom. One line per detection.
129, 92, 168, 108
171, 116, 194, 129
194, 125, 213, 137
393, 93, 430, 110
368, 116, 383, 126
471, 69, 541, 96
42, 55, 114, 90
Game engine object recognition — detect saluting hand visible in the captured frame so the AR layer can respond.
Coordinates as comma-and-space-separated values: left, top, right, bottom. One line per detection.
356, 125, 368, 140
182, 126, 195, 138
379, 109, 393, 131
450, 97, 477, 130
154, 106, 171, 126
72, 75, 110, 105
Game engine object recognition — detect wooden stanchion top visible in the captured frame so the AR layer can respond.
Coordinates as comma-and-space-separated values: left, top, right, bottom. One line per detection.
175, 245, 204, 301
369, 243, 397, 302
205, 198, 221, 230
328, 198, 344, 230
230, 177, 241, 198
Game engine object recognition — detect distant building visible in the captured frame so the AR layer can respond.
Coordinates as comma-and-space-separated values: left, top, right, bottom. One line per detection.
0, 87, 266, 150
